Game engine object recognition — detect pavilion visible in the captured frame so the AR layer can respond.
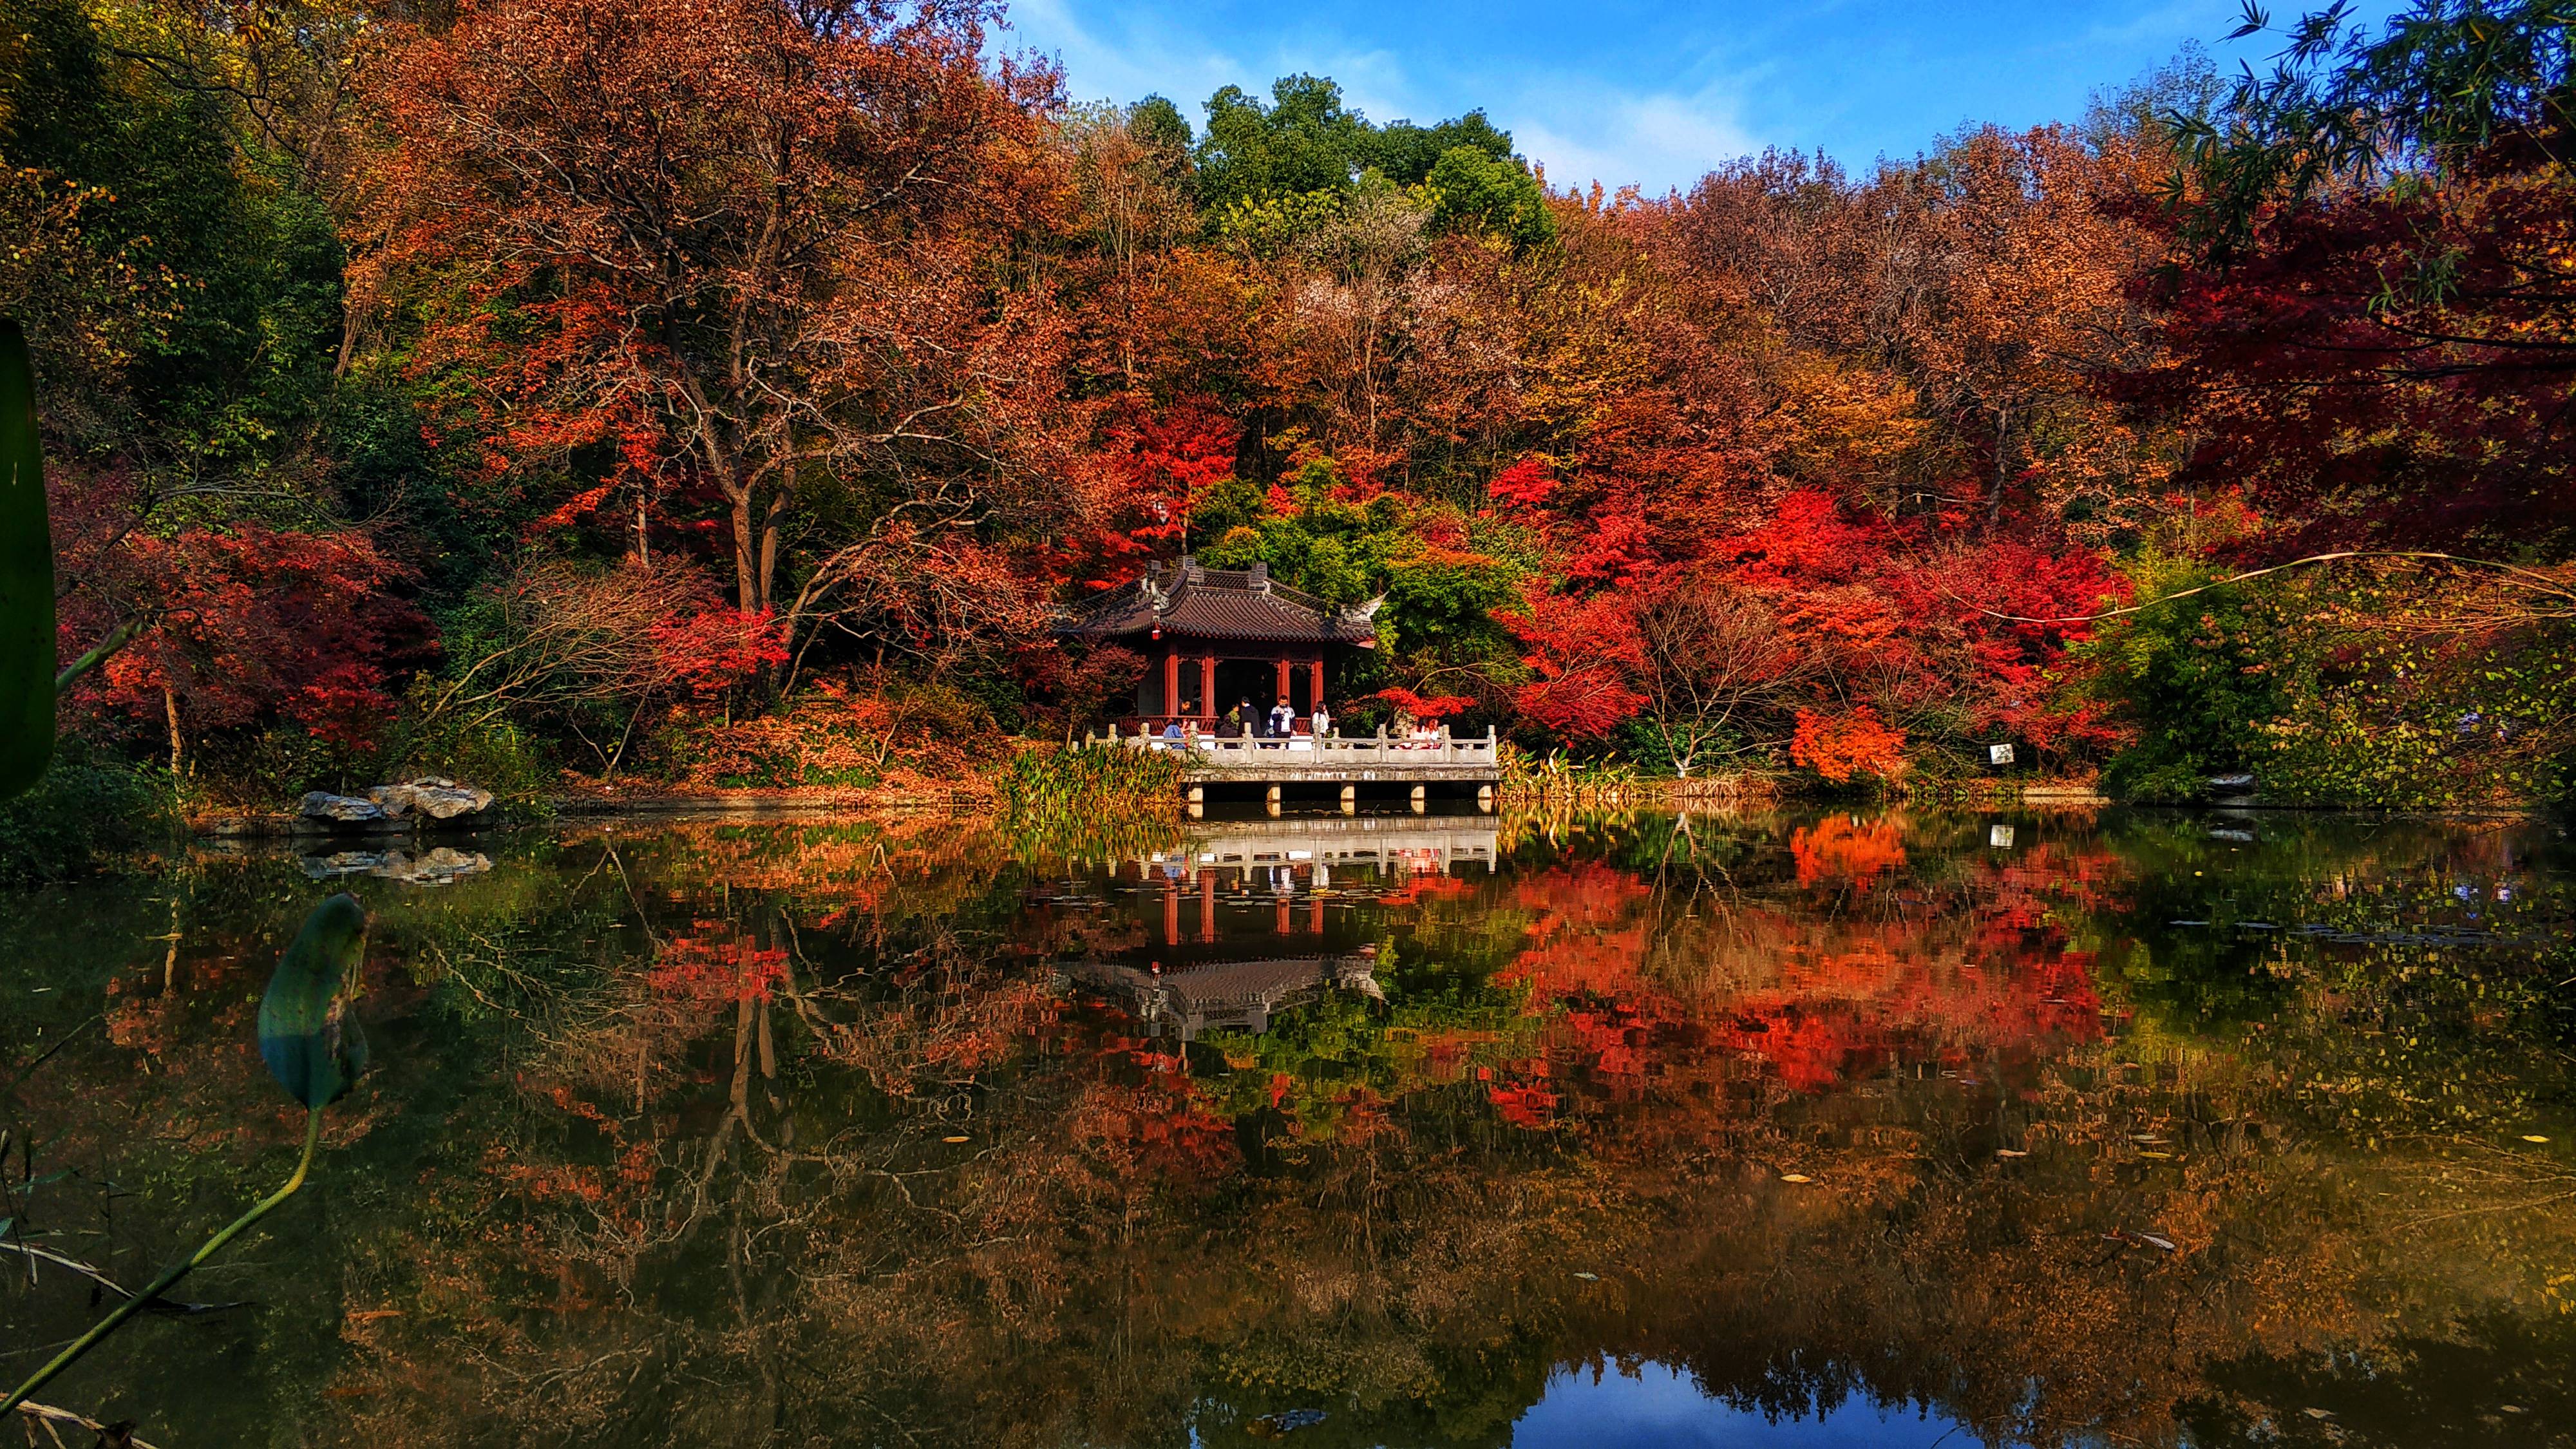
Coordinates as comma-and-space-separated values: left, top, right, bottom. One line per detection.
1059, 556, 1381, 732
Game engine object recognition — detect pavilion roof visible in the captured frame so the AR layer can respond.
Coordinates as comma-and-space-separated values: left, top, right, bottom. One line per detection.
1059, 558, 1379, 645
1072, 954, 1385, 1019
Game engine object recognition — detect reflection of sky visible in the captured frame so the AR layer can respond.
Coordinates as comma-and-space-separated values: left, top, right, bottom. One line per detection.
1513, 1364, 1974, 1448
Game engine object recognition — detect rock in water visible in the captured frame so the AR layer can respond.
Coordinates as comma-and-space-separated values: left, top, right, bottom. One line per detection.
388, 846, 493, 884
299, 791, 392, 825
299, 846, 493, 886
369, 779, 497, 822
413, 783, 495, 820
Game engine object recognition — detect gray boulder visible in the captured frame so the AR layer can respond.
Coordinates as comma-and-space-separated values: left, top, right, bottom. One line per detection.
299, 791, 395, 826
370, 778, 497, 822
298, 846, 493, 886
380, 846, 494, 885
300, 849, 391, 877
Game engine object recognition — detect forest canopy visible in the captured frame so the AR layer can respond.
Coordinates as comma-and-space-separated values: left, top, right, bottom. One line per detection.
5, 0, 2572, 826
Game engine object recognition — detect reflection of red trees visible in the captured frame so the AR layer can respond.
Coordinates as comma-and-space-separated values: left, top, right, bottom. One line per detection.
1705, 934, 2103, 1093
1491, 839, 2107, 1107
647, 926, 787, 1006
1502, 864, 1653, 1001
1488, 1081, 1560, 1127
1790, 816, 1908, 886
1374, 869, 1476, 908
1079, 1038, 1241, 1183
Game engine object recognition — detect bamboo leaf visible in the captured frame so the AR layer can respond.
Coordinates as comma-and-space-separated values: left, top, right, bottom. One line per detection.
0, 318, 52, 799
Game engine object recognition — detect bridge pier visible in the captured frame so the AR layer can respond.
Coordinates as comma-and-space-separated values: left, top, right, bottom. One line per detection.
1410, 784, 1426, 814
1340, 784, 1356, 815
1265, 784, 1282, 817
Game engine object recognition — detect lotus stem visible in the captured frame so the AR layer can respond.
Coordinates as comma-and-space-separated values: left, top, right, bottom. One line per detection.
0, 1107, 323, 1416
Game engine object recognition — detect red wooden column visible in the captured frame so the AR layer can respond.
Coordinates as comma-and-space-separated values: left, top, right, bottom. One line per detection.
1274, 657, 1291, 710
1199, 656, 1217, 719
1162, 649, 1180, 719
1198, 869, 1217, 943
1307, 658, 1325, 714
1162, 881, 1180, 946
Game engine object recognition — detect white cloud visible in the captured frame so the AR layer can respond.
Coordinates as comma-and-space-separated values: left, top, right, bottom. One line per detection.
1508, 87, 1765, 196
996, 0, 1766, 194
998, 0, 1245, 108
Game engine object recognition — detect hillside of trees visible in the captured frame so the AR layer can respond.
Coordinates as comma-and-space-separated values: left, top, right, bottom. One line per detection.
5, 0, 2571, 844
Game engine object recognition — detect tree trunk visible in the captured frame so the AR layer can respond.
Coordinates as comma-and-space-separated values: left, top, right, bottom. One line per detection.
729, 489, 761, 612
755, 482, 791, 618
1989, 403, 2012, 529
164, 686, 184, 778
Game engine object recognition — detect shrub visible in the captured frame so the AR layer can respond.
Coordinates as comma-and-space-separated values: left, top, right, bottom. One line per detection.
401, 712, 551, 800
668, 679, 1001, 790
0, 750, 171, 884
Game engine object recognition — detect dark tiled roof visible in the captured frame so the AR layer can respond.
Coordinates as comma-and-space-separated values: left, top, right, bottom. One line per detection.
1070, 955, 1384, 1039
1061, 560, 1379, 643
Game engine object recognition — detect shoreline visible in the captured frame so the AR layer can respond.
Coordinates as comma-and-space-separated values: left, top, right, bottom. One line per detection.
173, 777, 2560, 840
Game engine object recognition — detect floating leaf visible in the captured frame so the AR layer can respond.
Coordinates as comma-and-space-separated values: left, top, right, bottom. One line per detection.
0, 318, 52, 799
2524, 1135, 2551, 1144
258, 895, 372, 1108
1779, 1173, 1814, 1184
1995, 1148, 2029, 1159
1572, 1271, 1599, 1281
942, 1135, 970, 1144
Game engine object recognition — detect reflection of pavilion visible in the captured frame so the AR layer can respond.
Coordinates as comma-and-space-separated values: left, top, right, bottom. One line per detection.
1153, 816, 1498, 873
1071, 954, 1383, 1040
1121, 817, 1499, 945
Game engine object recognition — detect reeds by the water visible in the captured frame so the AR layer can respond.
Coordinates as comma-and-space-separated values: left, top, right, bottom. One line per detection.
990, 743, 1189, 860
1496, 744, 1776, 810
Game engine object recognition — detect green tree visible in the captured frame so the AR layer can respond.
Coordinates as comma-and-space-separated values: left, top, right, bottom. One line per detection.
1189, 73, 1531, 222
2085, 558, 2284, 800
1424, 144, 1555, 247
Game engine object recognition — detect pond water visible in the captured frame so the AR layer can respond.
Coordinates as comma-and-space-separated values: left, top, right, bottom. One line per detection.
5, 806, 2575, 1447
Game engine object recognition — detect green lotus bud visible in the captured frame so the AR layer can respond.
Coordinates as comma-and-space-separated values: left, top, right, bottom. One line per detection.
258, 894, 372, 1109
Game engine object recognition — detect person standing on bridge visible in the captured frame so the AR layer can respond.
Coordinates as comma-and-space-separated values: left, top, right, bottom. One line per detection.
1312, 701, 1332, 739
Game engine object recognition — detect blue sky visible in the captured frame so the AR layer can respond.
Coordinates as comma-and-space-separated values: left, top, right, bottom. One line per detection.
998, 1, 2394, 193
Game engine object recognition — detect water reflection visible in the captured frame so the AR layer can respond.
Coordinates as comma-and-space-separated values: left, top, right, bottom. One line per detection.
1510, 1363, 1970, 1449
3, 808, 2574, 1446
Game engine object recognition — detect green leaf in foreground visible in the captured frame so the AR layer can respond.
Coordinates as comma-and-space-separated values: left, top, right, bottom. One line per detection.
258, 893, 372, 1108
0, 317, 53, 799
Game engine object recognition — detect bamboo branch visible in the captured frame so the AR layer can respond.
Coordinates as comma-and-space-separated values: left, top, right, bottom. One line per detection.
12, 1399, 162, 1448
52, 613, 153, 692
1963, 549, 2576, 625
0, 1109, 323, 1416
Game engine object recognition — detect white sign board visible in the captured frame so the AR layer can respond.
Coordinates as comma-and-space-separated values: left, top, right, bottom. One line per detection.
1989, 824, 2016, 849
1987, 743, 2016, 766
